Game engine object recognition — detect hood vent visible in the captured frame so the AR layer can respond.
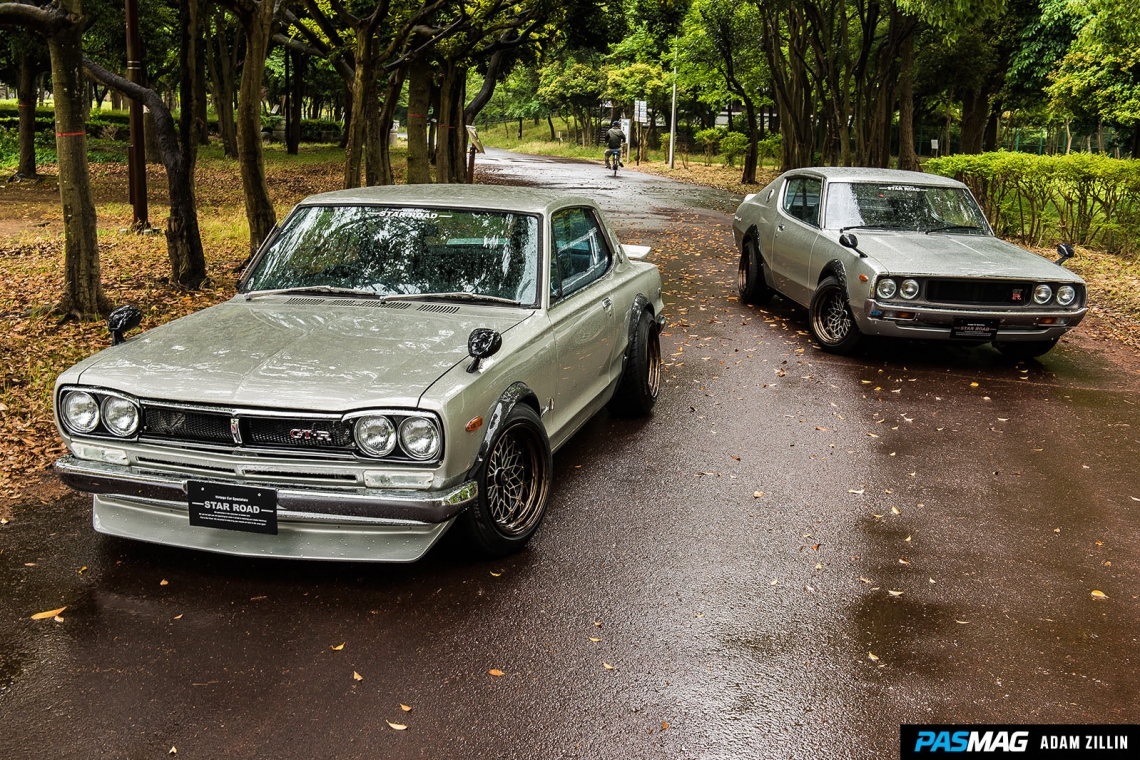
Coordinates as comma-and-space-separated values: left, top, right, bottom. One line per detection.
416, 304, 461, 314
285, 297, 325, 305
326, 299, 412, 309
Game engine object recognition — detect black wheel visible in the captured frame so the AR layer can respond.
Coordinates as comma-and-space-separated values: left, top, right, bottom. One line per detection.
808, 275, 864, 355
462, 405, 552, 557
608, 310, 661, 417
738, 237, 774, 305
993, 338, 1058, 359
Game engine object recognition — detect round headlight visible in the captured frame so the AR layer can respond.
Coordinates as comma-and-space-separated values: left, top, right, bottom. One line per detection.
354, 415, 397, 457
399, 417, 441, 461
899, 279, 920, 299
876, 278, 898, 299
62, 391, 100, 433
100, 396, 139, 437
1033, 284, 1053, 304
1056, 285, 1077, 307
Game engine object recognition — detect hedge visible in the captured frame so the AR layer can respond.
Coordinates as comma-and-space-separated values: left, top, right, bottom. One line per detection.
925, 151, 1140, 255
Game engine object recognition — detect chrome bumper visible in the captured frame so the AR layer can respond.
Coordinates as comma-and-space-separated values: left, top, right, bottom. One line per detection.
859, 300, 1086, 341
55, 456, 478, 562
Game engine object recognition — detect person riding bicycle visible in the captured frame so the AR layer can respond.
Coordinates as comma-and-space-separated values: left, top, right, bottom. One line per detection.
604, 120, 626, 170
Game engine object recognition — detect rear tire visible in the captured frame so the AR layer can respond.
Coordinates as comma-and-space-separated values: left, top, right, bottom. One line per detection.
993, 338, 1058, 359
608, 310, 661, 417
738, 237, 774, 305
808, 275, 863, 355
462, 405, 552, 557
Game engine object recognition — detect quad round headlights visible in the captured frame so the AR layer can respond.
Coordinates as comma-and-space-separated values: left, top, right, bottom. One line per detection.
875, 278, 897, 299
62, 391, 100, 433
1033, 284, 1053, 304
354, 415, 397, 457
101, 396, 140, 437
1056, 285, 1077, 307
899, 279, 920, 299
399, 417, 442, 461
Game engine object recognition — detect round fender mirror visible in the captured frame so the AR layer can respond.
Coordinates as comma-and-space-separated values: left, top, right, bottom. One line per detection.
467, 328, 502, 373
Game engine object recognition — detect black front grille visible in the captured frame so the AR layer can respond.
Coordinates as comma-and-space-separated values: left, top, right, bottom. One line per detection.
143, 407, 232, 444
246, 418, 354, 449
926, 280, 1033, 306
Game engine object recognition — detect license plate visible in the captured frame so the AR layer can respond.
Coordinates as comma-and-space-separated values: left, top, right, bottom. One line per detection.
951, 318, 999, 340
188, 481, 278, 535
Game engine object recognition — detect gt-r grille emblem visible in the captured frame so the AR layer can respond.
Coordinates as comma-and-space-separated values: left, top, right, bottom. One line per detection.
290, 428, 332, 442
1011, 289, 1023, 302
230, 417, 242, 444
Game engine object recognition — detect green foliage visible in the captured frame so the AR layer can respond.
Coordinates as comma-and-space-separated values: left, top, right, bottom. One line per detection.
694, 127, 721, 164
1046, 0, 1140, 125
719, 131, 747, 166
926, 151, 1140, 254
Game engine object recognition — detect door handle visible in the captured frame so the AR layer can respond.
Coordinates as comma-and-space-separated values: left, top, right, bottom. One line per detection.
601, 297, 613, 312
776, 224, 785, 232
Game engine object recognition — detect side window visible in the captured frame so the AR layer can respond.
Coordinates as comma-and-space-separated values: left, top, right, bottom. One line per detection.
782, 177, 822, 227
550, 207, 612, 299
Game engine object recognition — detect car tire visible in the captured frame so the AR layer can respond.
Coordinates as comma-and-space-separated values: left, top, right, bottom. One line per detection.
462, 405, 553, 557
809, 275, 863, 355
607, 310, 661, 417
738, 237, 774, 305
993, 338, 1059, 359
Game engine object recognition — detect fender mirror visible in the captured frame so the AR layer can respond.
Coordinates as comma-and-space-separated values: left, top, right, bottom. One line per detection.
839, 233, 859, 249
467, 328, 502, 373
1055, 243, 1075, 266
108, 305, 142, 346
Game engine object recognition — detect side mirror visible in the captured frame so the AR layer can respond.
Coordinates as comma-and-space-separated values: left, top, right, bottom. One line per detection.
108, 305, 142, 346
839, 233, 859, 249
622, 244, 652, 261
467, 328, 502, 373
1055, 243, 1075, 266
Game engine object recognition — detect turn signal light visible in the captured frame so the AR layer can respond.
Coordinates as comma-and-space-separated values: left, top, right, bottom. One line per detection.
466, 416, 484, 432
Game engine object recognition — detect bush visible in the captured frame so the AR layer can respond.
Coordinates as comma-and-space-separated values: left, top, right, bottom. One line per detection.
300, 118, 342, 143
694, 128, 721, 166
925, 151, 1140, 255
720, 132, 748, 167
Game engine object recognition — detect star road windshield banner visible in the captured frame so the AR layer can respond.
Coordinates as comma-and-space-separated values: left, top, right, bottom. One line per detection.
901, 725, 1136, 758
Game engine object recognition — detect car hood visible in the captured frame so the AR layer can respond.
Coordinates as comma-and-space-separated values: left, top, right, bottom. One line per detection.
851, 233, 1084, 282
74, 298, 530, 410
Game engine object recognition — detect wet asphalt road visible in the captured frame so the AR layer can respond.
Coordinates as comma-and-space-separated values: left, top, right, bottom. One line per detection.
2, 151, 1139, 759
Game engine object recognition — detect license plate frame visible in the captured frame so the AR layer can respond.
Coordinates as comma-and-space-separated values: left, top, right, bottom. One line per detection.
188, 481, 278, 535
951, 318, 999, 340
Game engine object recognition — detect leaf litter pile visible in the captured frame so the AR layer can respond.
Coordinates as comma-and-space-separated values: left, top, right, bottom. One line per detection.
0, 146, 351, 507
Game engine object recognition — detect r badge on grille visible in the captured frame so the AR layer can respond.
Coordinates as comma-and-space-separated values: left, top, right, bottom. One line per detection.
230, 417, 242, 444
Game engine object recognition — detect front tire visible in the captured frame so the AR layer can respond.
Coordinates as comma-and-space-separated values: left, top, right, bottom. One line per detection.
462, 405, 552, 557
608, 310, 661, 417
808, 275, 863, 355
993, 338, 1058, 359
738, 237, 774, 305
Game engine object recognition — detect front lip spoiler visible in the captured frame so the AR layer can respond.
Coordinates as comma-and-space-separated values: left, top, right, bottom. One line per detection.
55, 456, 477, 525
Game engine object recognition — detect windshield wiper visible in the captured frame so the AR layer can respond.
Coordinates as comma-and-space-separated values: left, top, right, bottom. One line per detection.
839, 224, 909, 232
244, 286, 382, 301
382, 292, 525, 306
925, 224, 982, 235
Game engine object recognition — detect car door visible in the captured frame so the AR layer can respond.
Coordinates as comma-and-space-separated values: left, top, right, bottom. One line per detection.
772, 175, 823, 306
546, 207, 617, 434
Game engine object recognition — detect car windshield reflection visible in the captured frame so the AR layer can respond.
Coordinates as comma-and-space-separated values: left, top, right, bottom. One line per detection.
825, 182, 989, 235
243, 205, 542, 306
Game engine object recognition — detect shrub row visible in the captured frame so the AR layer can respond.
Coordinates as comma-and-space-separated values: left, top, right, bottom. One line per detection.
0, 110, 342, 144
925, 151, 1140, 255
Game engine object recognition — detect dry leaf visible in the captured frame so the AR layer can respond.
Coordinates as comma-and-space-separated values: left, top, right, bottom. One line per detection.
386, 721, 407, 731
169, 747, 177, 755
970, 382, 979, 387
888, 590, 904, 596
867, 652, 880, 661
769, 578, 779, 586
730, 455, 741, 461
78, 566, 87, 574
858, 577, 872, 584
603, 662, 614, 670
753, 491, 764, 498
488, 669, 504, 677
661, 722, 669, 730
891, 506, 901, 515
593, 621, 602, 627
899, 558, 910, 565
956, 620, 970, 624
490, 571, 502, 577
400, 704, 412, 712
31, 606, 66, 620
848, 488, 865, 495
331, 643, 345, 651
815, 562, 822, 570
353, 671, 363, 681
160, 579, 169, 586
173, 614, 183, 620
1091, 590, 1108, 599
589, 637, 601, 642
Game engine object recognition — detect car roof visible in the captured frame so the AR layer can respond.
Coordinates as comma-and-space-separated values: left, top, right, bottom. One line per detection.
783, 167, 965, 188
297, 184, 596, 215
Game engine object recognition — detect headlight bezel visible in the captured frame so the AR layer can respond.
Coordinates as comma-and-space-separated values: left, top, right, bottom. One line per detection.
61, 390, 101, 434
875, 278, 898, 300
59, 388, 141, 439
1033, 283, 1054, 304
1056, 284, 1078, 307
344, 409, 445, 463
398, 416, 443, 461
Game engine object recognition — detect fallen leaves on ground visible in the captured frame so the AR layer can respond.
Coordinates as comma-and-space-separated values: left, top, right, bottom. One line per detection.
1091, 590, 1108, 599
386, 720, 407, 731
331, 642, 345, 651
30, 606, 66, 620
353, 671, 363, 681
488, 669, 504, 677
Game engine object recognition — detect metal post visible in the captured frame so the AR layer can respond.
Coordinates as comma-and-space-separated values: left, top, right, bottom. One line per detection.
668, 38, 678, 169
125, 0, 148, 228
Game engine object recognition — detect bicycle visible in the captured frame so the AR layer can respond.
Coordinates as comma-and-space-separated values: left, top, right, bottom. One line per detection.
605, 147, 623, 177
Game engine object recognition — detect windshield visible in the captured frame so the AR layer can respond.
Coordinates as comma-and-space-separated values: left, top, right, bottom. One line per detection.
243, 205, 542, 305
823, 182, 989, 234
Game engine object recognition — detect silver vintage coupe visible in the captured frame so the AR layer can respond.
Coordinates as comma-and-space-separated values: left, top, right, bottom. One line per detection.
53, 186, 665, 562
732, 168, 1086, 358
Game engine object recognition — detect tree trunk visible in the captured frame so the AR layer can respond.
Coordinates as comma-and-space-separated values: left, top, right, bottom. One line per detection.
960, 87, 989, 154
547, 115, 555, 141
740, 97, 758, 185
17, 52, 39, 178
234, 0, 278, 254
288, 49, 302, 153
405, 57, 432, 184
50, 1, 109, 318
896, 32, 919, 171
363, 75, 382, 186
207, 8, 239, 157
343, 29, 375, 189
437, 60, 466, 184
375, 67, 404, 185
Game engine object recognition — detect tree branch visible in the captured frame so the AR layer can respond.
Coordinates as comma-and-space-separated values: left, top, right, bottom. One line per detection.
0, 1, 71, 36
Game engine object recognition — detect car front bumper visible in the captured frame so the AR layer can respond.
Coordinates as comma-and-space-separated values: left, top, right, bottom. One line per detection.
858, 300, 1087, 341
55, 456, 478, 562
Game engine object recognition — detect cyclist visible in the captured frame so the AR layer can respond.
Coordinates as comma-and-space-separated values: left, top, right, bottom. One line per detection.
604, 120, 626, 170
